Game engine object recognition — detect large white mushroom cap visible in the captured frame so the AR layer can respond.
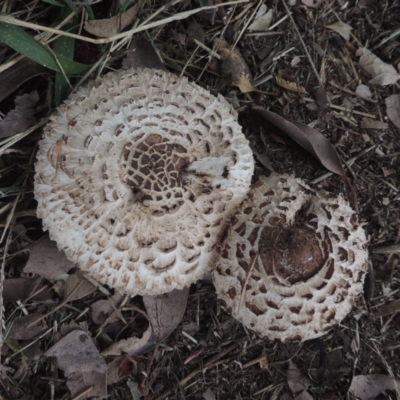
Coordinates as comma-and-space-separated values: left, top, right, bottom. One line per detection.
35, 68, 254, 295
213, 173, 369, 342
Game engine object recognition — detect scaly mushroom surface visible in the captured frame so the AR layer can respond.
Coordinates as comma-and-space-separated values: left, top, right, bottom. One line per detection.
213, 173, 369, 342
35, 68, 254, 295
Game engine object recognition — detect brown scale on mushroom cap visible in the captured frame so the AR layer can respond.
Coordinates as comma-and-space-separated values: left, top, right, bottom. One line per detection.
35, 68, 254, 296
213, 173, 369, 343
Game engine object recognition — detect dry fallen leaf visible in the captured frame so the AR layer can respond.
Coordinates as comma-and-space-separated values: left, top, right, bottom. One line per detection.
287, 360, 314, 400
349, 374, 400, 400
23, 236, 75, 281
326, 21, 352, 40
3, 278, 53, 302
90, 293, 124, 325
46, 330, 107, 375
143, 287, 189, 342
63, 272, 97, 302
187, 21, 205, 45
371, 299, 400, 318
355, 84, 372, 99
357, 48, 400, 86
8, 314, 48, 340
216, 39, 255, 93
301, 0, 323, 8
248, 9, 274, 31
0, 91, 39, 138
84, 4, 139, 37
102, 324, 153, 356
45, 330, 107, 399
253, 107, 357, 210
385, 94, 400, 129
275, 76, 307, 94
361, 117, 388, 130
122, 38, 165, 71
0, 59, 49, 103
203, 388, 216, 400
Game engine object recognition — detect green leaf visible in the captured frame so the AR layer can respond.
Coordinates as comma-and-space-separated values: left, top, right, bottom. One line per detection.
0, 21, 90, 74
54, 8, 76, 105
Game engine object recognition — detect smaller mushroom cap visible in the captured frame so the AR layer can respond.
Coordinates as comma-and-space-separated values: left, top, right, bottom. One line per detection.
213, 173, 369, 343
35, 68, 254, 296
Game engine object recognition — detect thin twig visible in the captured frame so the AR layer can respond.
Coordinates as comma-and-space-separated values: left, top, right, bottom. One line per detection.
281, 0, 322, 85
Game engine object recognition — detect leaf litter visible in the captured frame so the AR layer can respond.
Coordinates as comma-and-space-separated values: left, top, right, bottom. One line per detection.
2, 0, 400, 398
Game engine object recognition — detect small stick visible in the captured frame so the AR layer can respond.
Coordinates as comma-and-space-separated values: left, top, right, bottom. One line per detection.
237, 255, 258, 313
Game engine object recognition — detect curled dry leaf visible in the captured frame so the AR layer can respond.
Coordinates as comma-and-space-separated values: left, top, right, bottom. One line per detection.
287, 360, 314, 400
349, 374, 400, 400
23, 236, 75, 281
216, 39, 255, 93
84, 4, 139, 37
3, 278, 53, 302
275, 76, 307, 94
8, 314, 48, 340
357, 48, 400, 86
102, 325, 153, 357
385, 94, 400, 129
253, 106, 357, 209
0, 91, 39, 138
326, 21, 352, 40
143, 287, 189, 342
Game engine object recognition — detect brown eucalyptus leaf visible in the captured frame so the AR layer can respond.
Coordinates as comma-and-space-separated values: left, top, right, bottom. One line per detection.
349, 374, 400, 400
0, 91, 39, 138
23, 236, 75, 281
102, 325, 153, 356
253, 106, 358, 210
143, 287, 189, 342
84, 4, 139, 37
8, 314, 48, 340
0, 59, 49, 103
287, 360, 314, 400
385, 94, 400, 129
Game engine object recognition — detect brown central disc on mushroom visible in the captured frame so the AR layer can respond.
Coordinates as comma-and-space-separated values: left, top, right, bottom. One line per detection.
259, 226, 327, 285
34, 68, 254, 296
121, 134, 189, 215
